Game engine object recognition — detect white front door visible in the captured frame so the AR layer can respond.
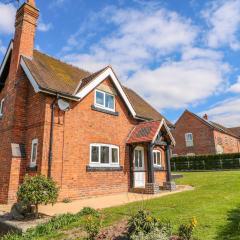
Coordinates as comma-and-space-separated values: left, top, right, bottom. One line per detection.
134, 146, 145, 188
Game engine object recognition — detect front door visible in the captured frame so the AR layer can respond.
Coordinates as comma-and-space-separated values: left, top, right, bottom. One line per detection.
134, 146, 145, 188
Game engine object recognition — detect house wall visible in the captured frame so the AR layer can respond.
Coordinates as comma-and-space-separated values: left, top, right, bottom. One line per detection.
213, 130, 240, 154
37, 77, 138, 200
153, 146, 167, 186
172, 111, 216, 156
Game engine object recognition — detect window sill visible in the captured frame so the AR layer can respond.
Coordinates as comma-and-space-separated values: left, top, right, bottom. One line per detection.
86, 165, 123, 172
91, 105, 119, 116
26, 165, 38, 172
154, 166, 165, 171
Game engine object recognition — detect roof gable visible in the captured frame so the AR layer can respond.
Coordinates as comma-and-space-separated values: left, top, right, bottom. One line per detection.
178, 110, 240, 139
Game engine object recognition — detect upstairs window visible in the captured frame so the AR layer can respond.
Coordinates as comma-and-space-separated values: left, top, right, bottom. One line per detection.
90, 144, 119, 166
153, 150, 162, 167
0, 98, 5, 117
95, 90, 115, 111
30, 139, 38, 167
185, 133, 194, 147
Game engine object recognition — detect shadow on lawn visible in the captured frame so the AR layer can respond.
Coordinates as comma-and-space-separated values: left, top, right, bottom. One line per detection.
216, 206, 240, 240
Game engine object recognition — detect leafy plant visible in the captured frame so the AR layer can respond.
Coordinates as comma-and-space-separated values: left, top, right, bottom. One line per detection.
131, 228, 169, 240
178, 217, 197, 240
82, 213, 102, 240
17, 175, 59, 218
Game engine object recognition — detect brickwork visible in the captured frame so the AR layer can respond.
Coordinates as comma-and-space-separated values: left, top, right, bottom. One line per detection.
0, 1, 170, 203
173, 111, 240, 156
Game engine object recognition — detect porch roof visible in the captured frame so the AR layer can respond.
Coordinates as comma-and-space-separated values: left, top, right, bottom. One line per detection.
127, 119, 176, 145
127, 120, 162, 144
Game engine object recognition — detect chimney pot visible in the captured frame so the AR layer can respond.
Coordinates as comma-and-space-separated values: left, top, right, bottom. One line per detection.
27, 0, 35, 6
203, 114, 208, 120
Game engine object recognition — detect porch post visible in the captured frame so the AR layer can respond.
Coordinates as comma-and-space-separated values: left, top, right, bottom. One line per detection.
166, 144, 172, 182
164, 144, 176, 191
147, 143, 154, 183
129, 145, 134, 189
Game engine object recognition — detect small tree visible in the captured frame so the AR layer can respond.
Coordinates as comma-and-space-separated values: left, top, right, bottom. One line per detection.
17, 175, 59, 218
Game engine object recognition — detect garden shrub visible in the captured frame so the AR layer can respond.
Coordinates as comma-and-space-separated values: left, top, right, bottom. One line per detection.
17, 175, 59, 218
128, 210, 172, 238
130, 228, 169, 240
178, 217, 197, 240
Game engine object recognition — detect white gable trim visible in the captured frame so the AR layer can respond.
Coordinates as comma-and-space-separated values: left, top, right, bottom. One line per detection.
0, 41, 13, 78
76, 67, 136, 117
152, 119, 176, 146
20, 57, 40, 92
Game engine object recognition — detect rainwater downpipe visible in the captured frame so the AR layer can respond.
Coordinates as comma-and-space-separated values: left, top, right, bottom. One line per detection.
48, 98, 57, 178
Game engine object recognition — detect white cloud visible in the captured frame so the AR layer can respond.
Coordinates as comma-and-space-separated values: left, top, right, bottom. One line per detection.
63, 6, 198, 77
203, 0, 240, 50
127, 57, 229, 109
0, 3, 16, 35
228, 76, 240, 93
0, 40, 6, 55
38, 22, 52, 32
200, 98, 240, 127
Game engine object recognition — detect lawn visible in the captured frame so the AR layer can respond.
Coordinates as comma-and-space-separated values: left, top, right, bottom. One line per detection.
103, 171, 240, 240
3, 171, 240, 239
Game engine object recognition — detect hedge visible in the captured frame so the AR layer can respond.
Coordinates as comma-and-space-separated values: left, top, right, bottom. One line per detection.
171, 152, 240, 171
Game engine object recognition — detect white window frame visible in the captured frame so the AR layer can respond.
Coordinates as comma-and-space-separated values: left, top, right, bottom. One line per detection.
90, 143, 119, 167
153, 150, 162, 167
185, 133, 194, 147
0, 98, 5, 117
30, 138, 38, 167
94, 89, 115, 112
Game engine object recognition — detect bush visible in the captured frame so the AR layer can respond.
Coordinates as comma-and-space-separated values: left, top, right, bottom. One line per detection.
82, 208, 102, 240
128, 210, 172, 238
17, 175, 59, 218
178, 217, 197, 240
131, 228, 169, 240
171, 153, 240, 171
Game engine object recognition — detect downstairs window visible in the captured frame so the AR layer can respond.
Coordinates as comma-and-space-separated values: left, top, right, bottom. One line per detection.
90, 144, 119, 166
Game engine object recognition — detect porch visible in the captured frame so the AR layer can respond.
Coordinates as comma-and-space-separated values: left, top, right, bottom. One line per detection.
127, 120, 176, 194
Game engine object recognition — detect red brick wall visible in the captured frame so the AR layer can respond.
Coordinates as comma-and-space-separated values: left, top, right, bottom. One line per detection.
38, 78, 138, 200
172, 111, 216, 156
213, 130, 240, 154
153, 146, 167, 186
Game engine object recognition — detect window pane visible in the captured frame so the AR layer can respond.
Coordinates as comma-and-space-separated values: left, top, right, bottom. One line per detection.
112, 148, 118, 163
96, 91, 104, 106
32, 143, 37, 163
101, 146, 109, 163
0, 99, 4, 115
153, 152, 156, 164
134, 150, 139, 167
157, 152, 161, 165
91, 146, 99, 163
105, 94, 114, 109
139, 150, 143, 167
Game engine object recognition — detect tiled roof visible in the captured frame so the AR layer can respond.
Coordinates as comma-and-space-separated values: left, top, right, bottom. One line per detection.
228, 127, 240, 137
22, 50, 172, 125
23, 50, 90, 95
127, 121, 161, 144
123, 87, 173, 125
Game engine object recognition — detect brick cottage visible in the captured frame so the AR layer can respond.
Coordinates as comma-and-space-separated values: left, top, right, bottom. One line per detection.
172, 110, 240, 156
0, 0, 176, 204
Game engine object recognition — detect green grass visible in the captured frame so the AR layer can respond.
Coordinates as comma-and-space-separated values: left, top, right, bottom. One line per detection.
3, 171, 240, 239
102, 171, 240, 239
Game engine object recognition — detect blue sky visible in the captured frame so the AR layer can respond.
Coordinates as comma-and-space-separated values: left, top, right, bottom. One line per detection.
1, 0, 240, 126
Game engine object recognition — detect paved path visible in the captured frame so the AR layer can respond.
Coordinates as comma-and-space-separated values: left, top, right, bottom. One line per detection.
0, 185, 193, 217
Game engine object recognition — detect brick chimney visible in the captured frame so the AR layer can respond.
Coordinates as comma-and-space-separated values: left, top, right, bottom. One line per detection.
203, 114, 208, 120
8, 0, 39, 87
